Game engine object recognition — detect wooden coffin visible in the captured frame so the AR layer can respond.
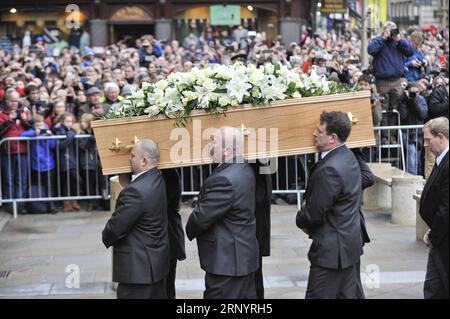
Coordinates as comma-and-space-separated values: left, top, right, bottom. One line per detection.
92, 91, 375, 175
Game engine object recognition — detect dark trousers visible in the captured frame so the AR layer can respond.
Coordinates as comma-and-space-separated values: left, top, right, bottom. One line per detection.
204, 272, 257, 299
31, 169, 55, 198
59, 169, 80, 197
375, 78, 403, 111
166, 258, 177, 299
81, 169, 98, 196
117, 279, 167, 299
1, 154, 28, 200
1, 154, 28, 211
255, 256, 264, 299
424, 248, 449, 299
305, 262, 364, 299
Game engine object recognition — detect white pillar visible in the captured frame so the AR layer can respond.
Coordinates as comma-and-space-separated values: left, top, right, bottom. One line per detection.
391, 176, 425, 226
413, 190, 429, 241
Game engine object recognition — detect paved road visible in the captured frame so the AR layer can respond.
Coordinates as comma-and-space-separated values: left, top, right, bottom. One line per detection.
0, 204, 428, 299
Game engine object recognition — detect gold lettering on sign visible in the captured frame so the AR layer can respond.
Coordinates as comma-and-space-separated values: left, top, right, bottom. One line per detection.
111, 6, 152, 21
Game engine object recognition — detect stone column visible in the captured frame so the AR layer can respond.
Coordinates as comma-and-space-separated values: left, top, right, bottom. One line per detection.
363, 181, 391, 210
391, 176, 425, 226
155, 19, 172, 41
90, 19, 108, 47
413, 190, 429, 241
279, 18, 304, 45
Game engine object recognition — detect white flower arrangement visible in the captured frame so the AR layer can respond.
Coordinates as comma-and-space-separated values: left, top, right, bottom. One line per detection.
105, 62, 351, 126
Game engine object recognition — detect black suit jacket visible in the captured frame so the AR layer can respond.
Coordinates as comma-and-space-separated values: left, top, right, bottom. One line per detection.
296, 145, 364, 270
162, 168, 186, 261
102, 168, 170, 284
420, 152, 449, 277
251, 161, 272, 257
352, 148, 374, 245
186, 159, 259, 277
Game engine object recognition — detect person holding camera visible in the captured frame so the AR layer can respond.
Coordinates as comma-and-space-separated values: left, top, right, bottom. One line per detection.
405, 31, 428, 82
20, 114, 58, 214
357, 74, 383, 127
399, 83, 428, 175
368, 21, 414, 111
0, 90, 31, 214
357, 74, 383, 161
424, 75, 449, 178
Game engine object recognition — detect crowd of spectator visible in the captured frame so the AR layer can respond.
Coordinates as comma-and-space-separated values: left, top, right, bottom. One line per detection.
0, 22, 449, 213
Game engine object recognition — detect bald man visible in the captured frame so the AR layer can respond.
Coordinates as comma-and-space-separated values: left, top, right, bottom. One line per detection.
186, 126, 259, 299
102, 139, 170, 299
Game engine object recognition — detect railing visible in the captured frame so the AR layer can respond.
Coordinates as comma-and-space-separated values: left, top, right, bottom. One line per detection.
0, 135, 109, 219
1, 125, 425, 218
369, 124, 425, 175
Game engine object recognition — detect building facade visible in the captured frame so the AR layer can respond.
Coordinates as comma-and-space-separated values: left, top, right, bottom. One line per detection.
0, 0, 315, 47
387, 0, 448, 29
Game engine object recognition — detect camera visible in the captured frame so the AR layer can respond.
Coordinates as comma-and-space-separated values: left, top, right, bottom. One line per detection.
371, 95, 386, 105
389, 28, 400, 38
347, 59, 360, 64
289, 56, 302, 66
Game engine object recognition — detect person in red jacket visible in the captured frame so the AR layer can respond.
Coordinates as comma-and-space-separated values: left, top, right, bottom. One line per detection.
0, 90, 31, 214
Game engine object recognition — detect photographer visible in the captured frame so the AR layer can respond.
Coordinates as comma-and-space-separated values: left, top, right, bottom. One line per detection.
428, 75, 449, 120
357, 74, 383, 161
398, 83, 428, 175
0, 90, 31, 214
368, 21, 414, 111
139, 38, 156, 68
424, 75, 449, 178
24, 84, 48, 116
405, 31, 427, 82
20, 114, 58, 214
357, 74, 383, 127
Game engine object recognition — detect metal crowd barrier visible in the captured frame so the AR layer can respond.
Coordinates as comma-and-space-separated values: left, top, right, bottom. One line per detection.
369, 124, 425, 175
179, 154, 318, 211
1, 125, 425, 218
0, 134, 109, 219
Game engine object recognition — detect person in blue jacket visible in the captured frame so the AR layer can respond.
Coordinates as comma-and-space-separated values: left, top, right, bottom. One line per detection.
20, 114, 58, 213
405, 31, 428, 83
368, 21, 414, 144
368, 21, 414, 111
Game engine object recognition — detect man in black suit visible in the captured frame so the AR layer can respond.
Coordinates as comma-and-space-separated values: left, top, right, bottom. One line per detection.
161, 168, 186, 299
102, 139, 170, 299
296, 111, 364, 299
352, 148, 375, 299
420, 117, 449, 299
186, 126, 259, 299
251, 160, 272, 299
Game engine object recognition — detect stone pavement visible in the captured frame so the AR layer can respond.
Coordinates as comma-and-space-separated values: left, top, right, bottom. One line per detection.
0, 204, 428, 299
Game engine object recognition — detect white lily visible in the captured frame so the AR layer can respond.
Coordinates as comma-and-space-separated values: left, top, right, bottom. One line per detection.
226, 77, 252, 103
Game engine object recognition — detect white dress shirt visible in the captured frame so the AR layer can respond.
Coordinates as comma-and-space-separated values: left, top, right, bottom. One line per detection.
131, 168, 151, 182
320, 144, 345, 159
436, 147, 449, 166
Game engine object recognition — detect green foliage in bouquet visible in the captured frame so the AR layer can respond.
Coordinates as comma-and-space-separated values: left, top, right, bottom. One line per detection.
102, 63, 354, 127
